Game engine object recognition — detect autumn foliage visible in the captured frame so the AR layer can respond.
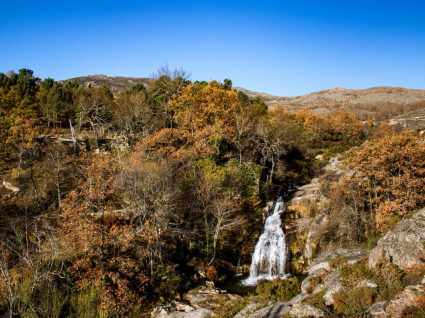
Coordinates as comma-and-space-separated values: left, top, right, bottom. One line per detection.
344, 131, 425, 233
4, 68, 423, 317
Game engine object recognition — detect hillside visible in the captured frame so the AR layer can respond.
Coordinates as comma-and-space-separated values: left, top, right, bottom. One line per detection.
65, 75, 425, 121
241, 86, 425, 120
62, 74, 152, 93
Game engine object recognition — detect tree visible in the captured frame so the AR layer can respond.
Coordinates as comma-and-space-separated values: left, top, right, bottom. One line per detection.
75, 86, 113, 144
254, 110, 304, 184
113, 88, 164, 141
344, 131, 425, 233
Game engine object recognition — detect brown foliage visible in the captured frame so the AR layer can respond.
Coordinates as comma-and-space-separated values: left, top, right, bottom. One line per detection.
344, 131, 425, 233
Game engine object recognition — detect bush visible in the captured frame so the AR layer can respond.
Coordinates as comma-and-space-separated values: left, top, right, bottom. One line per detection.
339, 261, 373, 289
333, 287, 376, 317
255, 277, 301, 303
303, 290, 329, 313
372, 260, 405, 301
214, 295, 253, 318
70, 285, 106, 318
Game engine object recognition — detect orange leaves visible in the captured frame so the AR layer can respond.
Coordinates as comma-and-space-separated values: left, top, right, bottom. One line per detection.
344, 131, 425, 233
168, 82, 239, 143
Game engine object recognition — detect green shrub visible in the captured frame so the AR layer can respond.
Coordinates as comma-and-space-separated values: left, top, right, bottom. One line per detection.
303, 275, 322, 294
70, 285, 106, 318
214, 295, 254, 318
333, 287, 376, 317
303, 290, 329, 313
255, 277, 301, 303
372, 260, 404, 300
328, 255, 348, 269
339, 261, 373, 289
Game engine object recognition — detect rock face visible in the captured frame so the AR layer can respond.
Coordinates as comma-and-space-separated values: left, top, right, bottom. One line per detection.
235, 302, 288, 318
284, 156, 357, 273
368, 284, 425, 318
389, 108, 425, 130
289, 303, 325, 317
369, 208, 425, 271
385, 284, 425, 318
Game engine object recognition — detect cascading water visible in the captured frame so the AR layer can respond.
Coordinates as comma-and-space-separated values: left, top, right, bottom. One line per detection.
243, 197, 288, 285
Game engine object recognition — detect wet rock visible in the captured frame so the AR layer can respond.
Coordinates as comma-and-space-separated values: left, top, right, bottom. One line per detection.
369, 208, 425, 271
289, 303, 325, 317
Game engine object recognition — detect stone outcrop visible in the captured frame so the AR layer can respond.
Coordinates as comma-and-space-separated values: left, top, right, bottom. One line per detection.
368, 284, 425, 318
150, 282, 235, 318
385, 284, 425, 317
288, 303, 325, 317
284, 156, 357, 273
369, 208, 425, 271
235, 302, 288, 318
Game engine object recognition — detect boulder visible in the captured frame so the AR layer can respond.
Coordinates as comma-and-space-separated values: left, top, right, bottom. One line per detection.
367, 284, 425, 318
367, 301, 388, 318
150, 305, 174, 318
232, 302, 262, 318
173, 301, 195, 312
385, 284, 425, 318
183, 286, 233, 311
168, 309, 213, 318
321, 270, 345, 306
239, 301, 289, 318
369, 208, 425, 271
289, 303, 326, 317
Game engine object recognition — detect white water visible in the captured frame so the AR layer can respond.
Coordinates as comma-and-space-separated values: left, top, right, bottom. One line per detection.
243, 198, 288, 285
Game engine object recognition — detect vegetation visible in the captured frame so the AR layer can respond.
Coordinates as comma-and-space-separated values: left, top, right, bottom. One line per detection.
255, 277, 301, 302
319, 129, 425, 250
1, 68, 423, 317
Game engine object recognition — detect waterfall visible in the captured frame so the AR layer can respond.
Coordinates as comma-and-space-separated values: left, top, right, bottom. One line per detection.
243, 197, 288, 285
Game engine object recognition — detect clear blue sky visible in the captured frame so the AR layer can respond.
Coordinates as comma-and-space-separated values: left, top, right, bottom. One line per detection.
1, 0, 424, 96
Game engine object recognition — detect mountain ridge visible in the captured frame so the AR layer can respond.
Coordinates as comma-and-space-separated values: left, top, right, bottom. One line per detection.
64, 74, 425, 121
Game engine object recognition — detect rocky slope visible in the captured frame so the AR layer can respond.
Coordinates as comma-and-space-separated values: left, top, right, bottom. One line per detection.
389, 108, 425, 130
243, 86, 425, 120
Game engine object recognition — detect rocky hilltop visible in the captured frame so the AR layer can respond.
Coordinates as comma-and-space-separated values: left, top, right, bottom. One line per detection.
64, 75, 425, 122
62, 74, 152, 93
244, 86, 425, 120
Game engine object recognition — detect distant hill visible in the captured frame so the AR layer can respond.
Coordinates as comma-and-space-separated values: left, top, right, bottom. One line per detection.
240, 86, 425, 120
63, 75, 425, 122
62, 74, 152, 94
